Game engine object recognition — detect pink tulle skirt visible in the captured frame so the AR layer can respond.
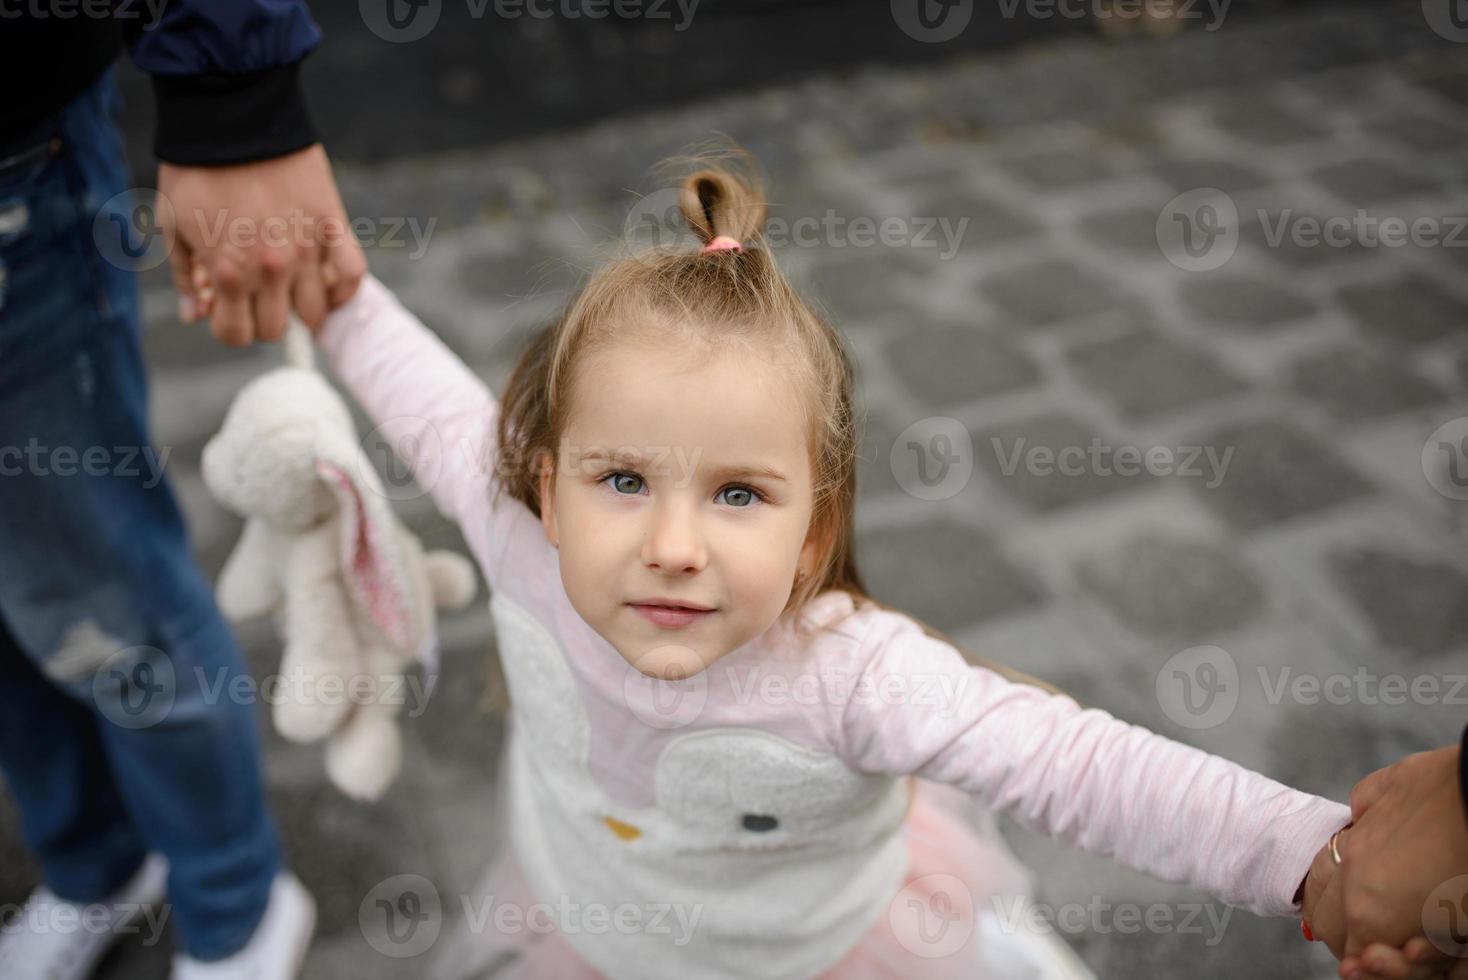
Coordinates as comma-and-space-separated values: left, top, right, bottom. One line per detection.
458, 778, 1036, 980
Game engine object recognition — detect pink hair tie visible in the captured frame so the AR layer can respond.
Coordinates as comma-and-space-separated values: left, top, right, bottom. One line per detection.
701, 235, 742, 253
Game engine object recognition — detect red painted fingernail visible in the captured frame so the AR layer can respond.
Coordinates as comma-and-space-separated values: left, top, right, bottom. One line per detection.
1301, 919, 1315, 942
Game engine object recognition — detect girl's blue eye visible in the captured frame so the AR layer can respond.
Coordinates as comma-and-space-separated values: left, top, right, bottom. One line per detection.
719, 486, 758, 508
599, 471, 764, 507
608, 472, 643, 495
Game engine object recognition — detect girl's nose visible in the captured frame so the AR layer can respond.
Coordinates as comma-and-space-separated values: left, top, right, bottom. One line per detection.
642, 499, 707, 574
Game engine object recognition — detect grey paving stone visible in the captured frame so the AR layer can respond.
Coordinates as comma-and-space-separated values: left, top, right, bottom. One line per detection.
980, 258, 1125, 326
884, 326, 1040, 407
972, 414, 1156, 512
1364, 115, 1468, 155
269, 778, 439, 943
1309, 159, 1437, 207
998, 147, 1118, 189
905, 188, 1042, 251
1075, 530, 1265, 640
1188, 419, 1375, 530
1148, 158, 1272, 196
856, 522, 1044, 632
1338, 273, 1468, 346
1065, 330, 1246, 420
1179, 274, 1316, 329
807, 248, 929, 323
1289, 345, 1445, 419
1078, 205, 1165, 255
1067, 906, 1325, 980
1211, 101, 1333, 145
1329, 547, 1468, 658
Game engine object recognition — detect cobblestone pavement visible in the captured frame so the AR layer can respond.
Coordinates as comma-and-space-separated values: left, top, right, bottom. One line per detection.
3, 3, 1467, 978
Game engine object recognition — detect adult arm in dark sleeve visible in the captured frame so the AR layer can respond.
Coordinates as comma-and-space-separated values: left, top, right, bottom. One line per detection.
1461, 719, 1467, 825
120, 0, 324, 166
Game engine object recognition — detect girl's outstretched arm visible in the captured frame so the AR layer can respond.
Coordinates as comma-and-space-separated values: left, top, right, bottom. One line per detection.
314, 273, 514, 567
835, 607, 1351, 919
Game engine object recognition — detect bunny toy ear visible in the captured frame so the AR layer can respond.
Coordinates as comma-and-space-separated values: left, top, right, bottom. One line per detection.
315, 449, 423, 653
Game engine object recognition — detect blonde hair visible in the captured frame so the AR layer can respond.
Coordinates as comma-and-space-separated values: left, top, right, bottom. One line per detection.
490, 140, 1059, 693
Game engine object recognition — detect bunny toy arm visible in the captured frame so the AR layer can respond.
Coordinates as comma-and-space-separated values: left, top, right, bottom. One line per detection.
215, 516, 283, 622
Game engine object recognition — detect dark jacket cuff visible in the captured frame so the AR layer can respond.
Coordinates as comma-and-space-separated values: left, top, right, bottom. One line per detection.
1460, 720, 1467, 827
152, 59, 319, 166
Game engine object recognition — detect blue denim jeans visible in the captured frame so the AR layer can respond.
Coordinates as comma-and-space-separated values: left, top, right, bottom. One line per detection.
0, 64, 281, 961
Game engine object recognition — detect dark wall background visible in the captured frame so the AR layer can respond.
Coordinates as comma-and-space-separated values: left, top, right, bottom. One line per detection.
113, 0, 1322, 181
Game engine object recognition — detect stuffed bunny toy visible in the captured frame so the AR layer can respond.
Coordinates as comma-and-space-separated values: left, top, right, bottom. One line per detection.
201, 321, 476, 801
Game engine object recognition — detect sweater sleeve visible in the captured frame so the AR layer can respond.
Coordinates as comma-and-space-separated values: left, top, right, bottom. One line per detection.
1460, 720, 1468, 826
836, 608, 1351, 918
120, 0, 323, 165
314, 273, 519, 574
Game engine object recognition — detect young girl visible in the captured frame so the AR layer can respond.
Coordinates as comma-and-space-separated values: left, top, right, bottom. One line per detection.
204, 148, 1362, 979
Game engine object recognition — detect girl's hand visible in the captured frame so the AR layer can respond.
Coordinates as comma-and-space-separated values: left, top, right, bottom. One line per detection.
1302, 831, 1346, 953
1340, 936, 1467, 980
179, 258, 217, 324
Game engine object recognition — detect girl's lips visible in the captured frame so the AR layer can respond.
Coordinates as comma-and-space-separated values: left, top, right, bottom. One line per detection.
628, 603, 714, 629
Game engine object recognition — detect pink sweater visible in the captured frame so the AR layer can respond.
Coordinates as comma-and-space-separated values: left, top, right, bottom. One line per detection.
317, 274, 1351, 980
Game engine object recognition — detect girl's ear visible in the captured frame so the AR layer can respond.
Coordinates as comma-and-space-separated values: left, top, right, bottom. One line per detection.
537, 454, 558, 549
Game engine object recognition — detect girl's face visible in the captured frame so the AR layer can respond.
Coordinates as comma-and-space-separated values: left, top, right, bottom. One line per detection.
538, 336, 820, 679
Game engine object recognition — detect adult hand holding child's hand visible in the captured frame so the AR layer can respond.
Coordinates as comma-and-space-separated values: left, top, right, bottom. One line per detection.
163, 143, 366, 344
1301, 744, 1468, 980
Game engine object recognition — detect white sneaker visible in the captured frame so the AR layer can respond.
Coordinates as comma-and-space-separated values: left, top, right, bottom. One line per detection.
170, 871, 315, 980
0, 852, 169, 980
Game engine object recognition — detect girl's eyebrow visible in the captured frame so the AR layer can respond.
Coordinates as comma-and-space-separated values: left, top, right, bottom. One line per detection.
575, 448, 788, 483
